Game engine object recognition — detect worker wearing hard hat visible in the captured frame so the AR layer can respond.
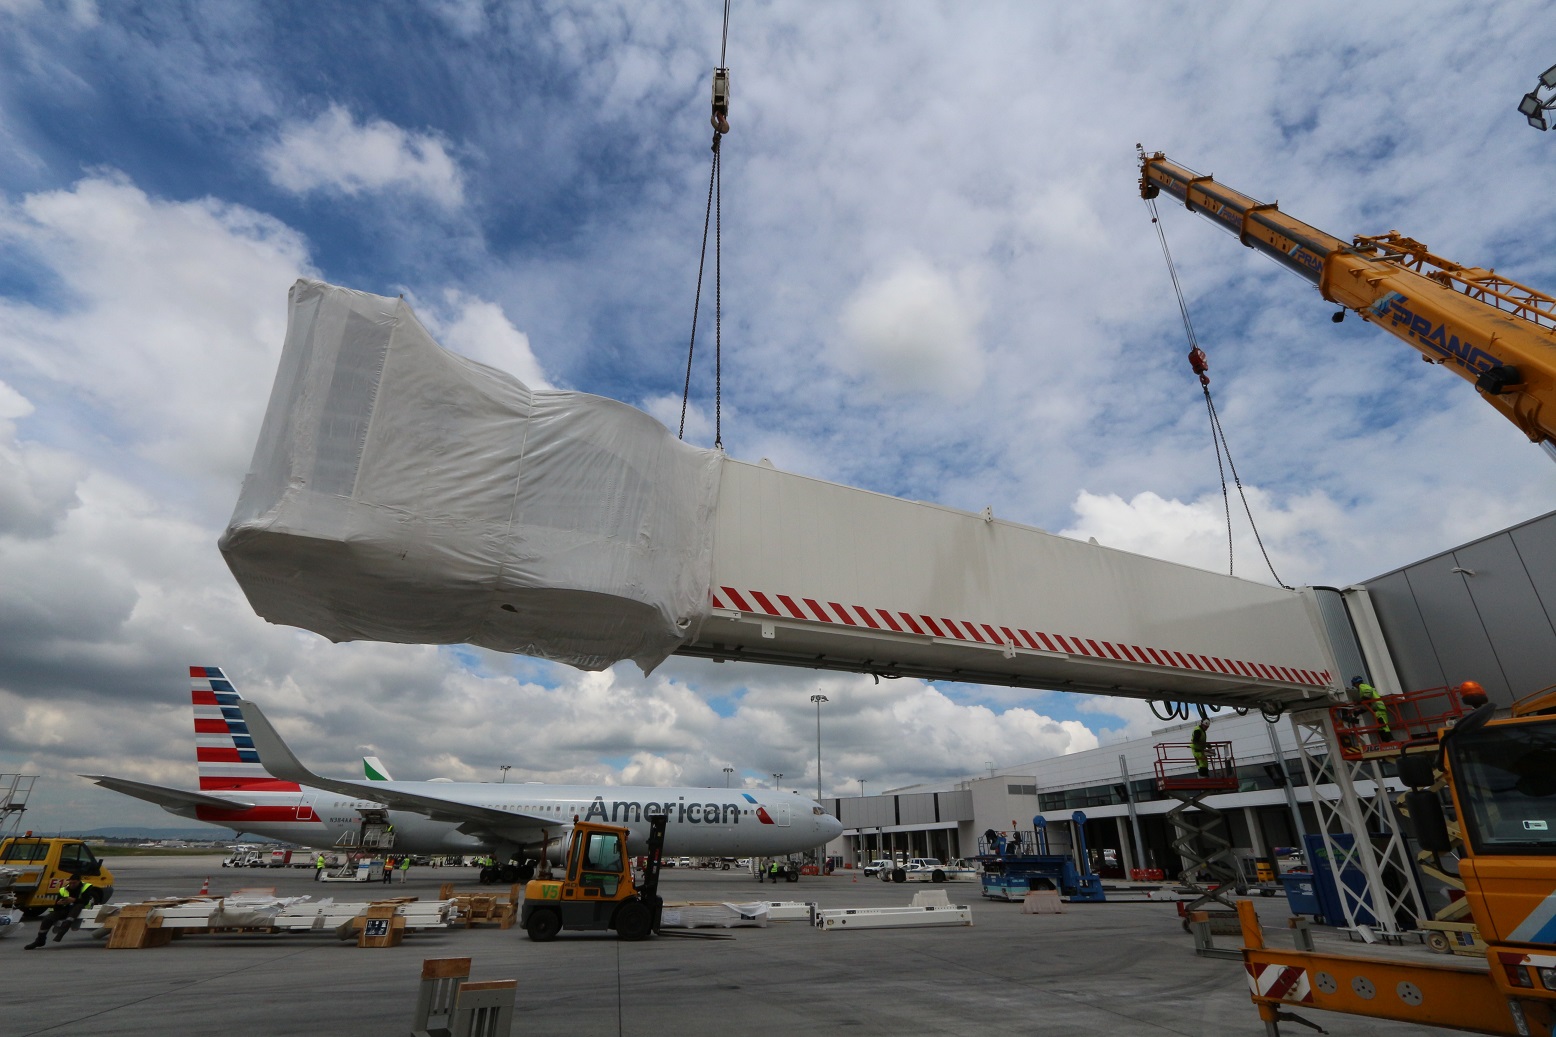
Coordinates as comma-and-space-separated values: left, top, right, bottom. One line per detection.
1351, 676, 1392, 742
1191, 719, 1210, 777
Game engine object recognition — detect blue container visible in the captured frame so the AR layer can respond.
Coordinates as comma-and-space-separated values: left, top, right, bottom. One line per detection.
1281, 872, 1321, 917
1301, 833, 1378, 927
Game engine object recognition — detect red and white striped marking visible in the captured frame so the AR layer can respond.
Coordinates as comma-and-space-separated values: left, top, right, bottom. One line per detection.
710, 585, 1330, 687
1246, 962, 1313, 1002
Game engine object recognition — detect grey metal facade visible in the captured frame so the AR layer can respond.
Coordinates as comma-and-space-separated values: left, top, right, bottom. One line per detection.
1362, 509, 1556, 707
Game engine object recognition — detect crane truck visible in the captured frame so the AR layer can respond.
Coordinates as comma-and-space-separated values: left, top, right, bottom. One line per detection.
1235, 689, 1556, 1036
1138, 151, 1556, 455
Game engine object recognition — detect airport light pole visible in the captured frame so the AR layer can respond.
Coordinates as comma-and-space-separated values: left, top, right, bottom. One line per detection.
810, 694, 828, 802
499, 765, 511, 783
723, 766, 734, 787
812, 693, 829, 871
773, 772, 782, 790
858, 779, 865, 797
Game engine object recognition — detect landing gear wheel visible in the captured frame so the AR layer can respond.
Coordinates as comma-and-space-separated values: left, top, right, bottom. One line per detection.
786, 869, 800, 883
478, 866, 498, 885
499, 864, 521, 883
614, 901, 653, 941
526, 909, 562, 942
1425, 931, 1452, 953
932, 870, 946, 883
516, 864, 535, 882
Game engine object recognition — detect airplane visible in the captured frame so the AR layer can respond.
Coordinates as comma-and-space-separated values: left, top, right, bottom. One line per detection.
86, 666, 843, 881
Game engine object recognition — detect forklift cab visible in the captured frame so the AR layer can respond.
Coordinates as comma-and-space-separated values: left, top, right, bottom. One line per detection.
575, 828, 625, 897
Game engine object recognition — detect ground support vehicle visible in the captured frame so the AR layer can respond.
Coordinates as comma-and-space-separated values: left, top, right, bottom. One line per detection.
0, 836, 115, 917
1236, 697, 1556, 1035
520, 813, 667, 942
977, 852, 1105, 902
902, 858, 978, 883
863, 858, 894, 878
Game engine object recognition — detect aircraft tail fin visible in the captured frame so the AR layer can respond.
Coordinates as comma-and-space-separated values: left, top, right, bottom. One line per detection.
363, 756, 392, 781
190, 665, 299, 791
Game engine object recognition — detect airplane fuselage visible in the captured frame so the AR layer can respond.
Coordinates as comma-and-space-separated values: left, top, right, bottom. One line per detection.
195, 782, 839, 858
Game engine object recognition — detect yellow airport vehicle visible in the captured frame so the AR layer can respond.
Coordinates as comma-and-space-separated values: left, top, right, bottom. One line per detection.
519, 813, 668, 942
1139, 151, 1556, 453
0, 835, 116, 916
1235, 692, 1556, 1035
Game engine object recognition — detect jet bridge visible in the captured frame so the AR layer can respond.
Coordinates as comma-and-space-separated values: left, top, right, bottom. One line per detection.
221, 280, 1342, 712
684, 459, 1336, 710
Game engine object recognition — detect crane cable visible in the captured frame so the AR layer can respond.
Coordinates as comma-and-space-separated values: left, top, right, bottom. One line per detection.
1142, 185, 1289, 590
679, 0, 732, 449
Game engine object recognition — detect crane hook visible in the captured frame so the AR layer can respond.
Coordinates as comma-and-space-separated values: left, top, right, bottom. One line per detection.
1188, 345, 1210, 387
710, 67, 731, 135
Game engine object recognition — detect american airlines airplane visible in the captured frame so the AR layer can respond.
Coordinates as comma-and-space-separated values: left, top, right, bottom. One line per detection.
87, 667, 842, 880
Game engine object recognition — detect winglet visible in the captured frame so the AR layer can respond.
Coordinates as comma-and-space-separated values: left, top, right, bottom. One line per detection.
236, 699, 324, 788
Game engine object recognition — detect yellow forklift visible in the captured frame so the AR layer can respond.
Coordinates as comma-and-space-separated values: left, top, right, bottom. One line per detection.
520, 813, 668, 942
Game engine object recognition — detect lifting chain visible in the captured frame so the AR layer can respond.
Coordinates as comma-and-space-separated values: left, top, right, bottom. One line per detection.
1139, 148, 1288, 588
680, 0, 732, 449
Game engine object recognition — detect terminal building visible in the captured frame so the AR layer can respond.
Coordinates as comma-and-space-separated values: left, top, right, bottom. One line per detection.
822, 509, 1556, 875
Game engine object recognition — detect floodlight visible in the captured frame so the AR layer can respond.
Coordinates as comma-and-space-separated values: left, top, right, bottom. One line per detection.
1542, 63, 1556, 89
1531, 111, 1550, 132
1520, 91, 1543, 117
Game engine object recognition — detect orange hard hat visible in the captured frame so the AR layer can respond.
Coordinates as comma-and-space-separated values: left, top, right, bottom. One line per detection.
1457, 680, 1485, 696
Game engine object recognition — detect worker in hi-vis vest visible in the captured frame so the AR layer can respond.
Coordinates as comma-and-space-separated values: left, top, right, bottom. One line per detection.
1352, 676, 1392, 742
1190, 719, 1210, 778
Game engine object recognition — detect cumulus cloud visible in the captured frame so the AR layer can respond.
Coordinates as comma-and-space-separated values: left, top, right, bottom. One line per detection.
0, 383, 81, 538
0, 175, 311, 494
262, 105, 464, 207
418, 288, 551, 390
836, 258, 985, 399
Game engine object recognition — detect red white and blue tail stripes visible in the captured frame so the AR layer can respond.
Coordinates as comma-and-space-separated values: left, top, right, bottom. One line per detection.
191, 665, 299, 791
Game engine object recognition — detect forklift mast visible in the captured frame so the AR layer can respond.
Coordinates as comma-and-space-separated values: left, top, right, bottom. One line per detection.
639, 812, 669, 930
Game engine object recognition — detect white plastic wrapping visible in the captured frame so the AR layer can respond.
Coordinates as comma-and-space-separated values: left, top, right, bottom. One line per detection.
221, 280, 722, 672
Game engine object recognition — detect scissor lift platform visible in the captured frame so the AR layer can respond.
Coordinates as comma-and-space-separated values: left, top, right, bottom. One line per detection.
1155, 741, 1241, 916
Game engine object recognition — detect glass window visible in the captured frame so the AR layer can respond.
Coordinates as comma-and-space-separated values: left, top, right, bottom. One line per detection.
579, 832, 623, 896
1450, 720, 1556, 856
0, 839, 50, 862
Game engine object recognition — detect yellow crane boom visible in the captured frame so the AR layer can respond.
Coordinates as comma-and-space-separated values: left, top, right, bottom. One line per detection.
1139, 151, 1556, 452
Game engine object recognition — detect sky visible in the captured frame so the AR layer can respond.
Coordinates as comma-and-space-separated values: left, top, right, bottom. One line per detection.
2, 1, 1555, 831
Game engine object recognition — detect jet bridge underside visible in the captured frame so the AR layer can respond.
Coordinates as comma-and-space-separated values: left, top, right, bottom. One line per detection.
680, 460, 1339, 712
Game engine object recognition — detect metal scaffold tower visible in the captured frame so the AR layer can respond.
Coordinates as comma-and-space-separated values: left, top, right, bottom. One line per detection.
1, 774, 37, 841
1287, 707, 1426, 935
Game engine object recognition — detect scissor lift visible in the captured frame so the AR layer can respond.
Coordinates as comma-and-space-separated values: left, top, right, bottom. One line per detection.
1155, 741, 1241, 915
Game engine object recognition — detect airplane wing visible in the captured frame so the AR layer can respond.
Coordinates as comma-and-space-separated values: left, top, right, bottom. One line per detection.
236, 700, 556, 840
83, 774, 255, 813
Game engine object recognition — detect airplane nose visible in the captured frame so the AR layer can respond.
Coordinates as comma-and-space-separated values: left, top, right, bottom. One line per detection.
822, 814, 844, 839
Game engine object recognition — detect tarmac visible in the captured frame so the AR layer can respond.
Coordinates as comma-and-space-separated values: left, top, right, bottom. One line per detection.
4, 855, 1449, 1037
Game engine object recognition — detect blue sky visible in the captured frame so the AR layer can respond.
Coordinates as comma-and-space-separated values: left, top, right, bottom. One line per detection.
3, 0, 1556, 830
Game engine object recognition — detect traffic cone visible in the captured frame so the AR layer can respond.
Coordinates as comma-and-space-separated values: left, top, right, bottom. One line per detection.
198, 876, 210, 896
